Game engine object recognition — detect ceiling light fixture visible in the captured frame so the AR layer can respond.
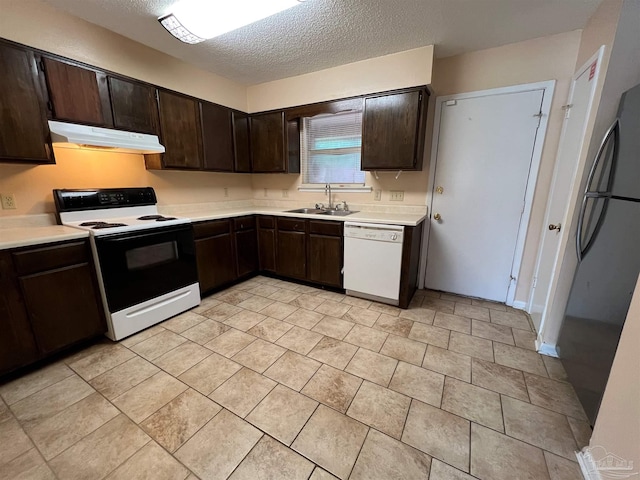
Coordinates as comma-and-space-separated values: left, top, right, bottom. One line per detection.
159, 0, 305, 44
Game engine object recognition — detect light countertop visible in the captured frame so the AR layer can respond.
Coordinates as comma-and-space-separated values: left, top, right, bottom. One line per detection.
0, 225, 89, 250
160, 206, 427, 227
0, 204, 426, 250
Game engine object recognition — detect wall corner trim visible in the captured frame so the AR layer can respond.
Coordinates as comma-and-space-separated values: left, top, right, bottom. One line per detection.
536, 340, 559, 357
576, 447, 603, 480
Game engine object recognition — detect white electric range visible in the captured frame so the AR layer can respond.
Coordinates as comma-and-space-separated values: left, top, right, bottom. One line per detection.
54, 187, 201, 341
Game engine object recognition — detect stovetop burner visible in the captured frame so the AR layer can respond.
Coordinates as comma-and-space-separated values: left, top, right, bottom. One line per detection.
79, 221, 108, 226
92, 223, 128, 229
138, 215, 177, 221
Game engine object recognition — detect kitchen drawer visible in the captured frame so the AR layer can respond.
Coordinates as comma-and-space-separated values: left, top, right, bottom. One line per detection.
233, 216, 255, 231
192, 219, 230, 239
309, 220, 343, 237
277, 217, 306, 232
13, 240, 89, 276
258, 216, 275, 229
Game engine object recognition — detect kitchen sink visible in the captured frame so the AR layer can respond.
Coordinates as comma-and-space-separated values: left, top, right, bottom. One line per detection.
286, 208, 325, 214
317, 210, 358, 216
285, 208, 358, 216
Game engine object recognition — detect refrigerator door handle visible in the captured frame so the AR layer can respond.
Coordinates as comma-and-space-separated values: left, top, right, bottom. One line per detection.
583, 118, 619, 195
576, 193, 610, 262
576, 195, 588, 262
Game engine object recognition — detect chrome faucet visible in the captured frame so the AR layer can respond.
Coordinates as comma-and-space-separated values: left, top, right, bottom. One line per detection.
325, 183, 333, 209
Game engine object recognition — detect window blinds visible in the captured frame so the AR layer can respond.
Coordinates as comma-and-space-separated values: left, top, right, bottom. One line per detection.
301, 111, 365, 185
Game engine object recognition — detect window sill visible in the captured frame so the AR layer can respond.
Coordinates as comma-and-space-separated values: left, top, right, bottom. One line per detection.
298, 184, 372, 193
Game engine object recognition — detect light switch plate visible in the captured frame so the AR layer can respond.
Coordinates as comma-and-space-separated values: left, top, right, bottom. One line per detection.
374, 189, 382, 201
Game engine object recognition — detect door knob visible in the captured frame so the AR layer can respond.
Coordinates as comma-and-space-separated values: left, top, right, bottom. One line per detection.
434, 213, 442, 221
548, 223, 561, 232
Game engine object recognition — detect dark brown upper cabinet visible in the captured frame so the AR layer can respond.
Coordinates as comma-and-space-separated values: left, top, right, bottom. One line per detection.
250, 111, 300, 173
157, 90, 203, 169
108, 76, 159, 135
42, 57, 113, 127
200, 101, 235, 172
233, 111, 251, 173
361, 87, 428, 171
0, 42, 54, 164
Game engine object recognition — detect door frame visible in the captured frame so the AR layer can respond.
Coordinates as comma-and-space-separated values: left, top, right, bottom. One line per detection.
531, 47, 606, 354
418, 80, 556, 306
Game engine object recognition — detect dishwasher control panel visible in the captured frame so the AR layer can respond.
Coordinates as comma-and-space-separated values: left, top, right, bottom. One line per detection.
344, 222, 404, 243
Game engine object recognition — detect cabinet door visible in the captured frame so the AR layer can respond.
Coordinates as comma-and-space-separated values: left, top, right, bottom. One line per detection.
250, 111, 286, 172
0, 44, 53, 163
158, 90, 203, 169
258, 228, 276, 272
361, 89, 427, 170
0, 252, 39, 375
276, 230, 306, 279
20, 264, 106, 356
236, 229, 258, 278
233, 111, 251, 172
109, 76, 159, 135
308, 234, 343, 288
201, 101, 234, 172
42, 57, 112, 127
195, 233, 236, 293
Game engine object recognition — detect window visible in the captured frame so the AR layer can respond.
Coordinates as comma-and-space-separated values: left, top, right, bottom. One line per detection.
300, 111, 368, 189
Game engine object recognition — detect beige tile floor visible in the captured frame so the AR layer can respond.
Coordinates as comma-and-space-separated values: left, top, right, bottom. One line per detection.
0, 276, 590, 480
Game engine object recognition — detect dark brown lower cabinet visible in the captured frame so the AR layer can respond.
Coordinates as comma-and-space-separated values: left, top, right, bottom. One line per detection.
20, 264, 105, 355
258, 216, 276, 272
0, 252, 39, 375
398, 221, 424, 309
276, 218, 307, 280
276, 231, 306, 279
234, 217, 258, 278
1, 239, 107, 376
307, 220, 343, 288
193, 220, 237, 294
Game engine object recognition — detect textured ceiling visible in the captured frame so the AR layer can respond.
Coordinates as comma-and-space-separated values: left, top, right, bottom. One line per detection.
43, 0, 601, 85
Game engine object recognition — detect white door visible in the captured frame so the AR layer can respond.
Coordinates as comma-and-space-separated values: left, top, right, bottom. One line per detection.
529, 48, 605, 332
425, 89, 545, 302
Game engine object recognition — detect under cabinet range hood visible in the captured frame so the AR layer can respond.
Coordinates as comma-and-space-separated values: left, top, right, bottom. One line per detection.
48, 121, 165, 154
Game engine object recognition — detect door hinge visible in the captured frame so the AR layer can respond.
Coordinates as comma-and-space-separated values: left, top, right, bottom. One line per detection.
562, 103, 573, 119
39, 60, 45, 72
510, 275, 516, 282
533, 111, 543, 127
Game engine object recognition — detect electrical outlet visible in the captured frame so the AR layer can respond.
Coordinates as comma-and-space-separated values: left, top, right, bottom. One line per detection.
390, 190, 404, 201
282, 189, 288, 198
223, 188, 229, 197
374, 189, 382, 201
263, 188, 268, 197
1, 193, 16, 209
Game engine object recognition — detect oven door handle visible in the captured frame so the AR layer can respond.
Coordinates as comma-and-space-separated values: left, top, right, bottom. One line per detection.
96, 224, 193, 243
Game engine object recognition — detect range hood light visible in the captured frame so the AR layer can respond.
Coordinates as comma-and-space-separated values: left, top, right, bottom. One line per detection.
159, 0, 304, 44
48, 121, 165, 155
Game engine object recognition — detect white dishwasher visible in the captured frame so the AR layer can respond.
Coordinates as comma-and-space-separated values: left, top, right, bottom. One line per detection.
343, 222, 404, 305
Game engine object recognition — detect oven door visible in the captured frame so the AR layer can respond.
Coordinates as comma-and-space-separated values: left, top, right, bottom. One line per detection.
94, 224, 198, 313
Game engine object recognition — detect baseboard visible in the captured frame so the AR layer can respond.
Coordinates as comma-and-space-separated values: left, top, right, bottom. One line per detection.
511, 300, 527, 310
535, 339, 559, 357
576, 448, 602, 480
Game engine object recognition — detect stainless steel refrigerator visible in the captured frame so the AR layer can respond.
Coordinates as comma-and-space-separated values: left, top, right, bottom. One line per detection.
557, 83, 640, 426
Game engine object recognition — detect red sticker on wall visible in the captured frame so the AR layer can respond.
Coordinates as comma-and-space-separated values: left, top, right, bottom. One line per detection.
589, 61, 597, 81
